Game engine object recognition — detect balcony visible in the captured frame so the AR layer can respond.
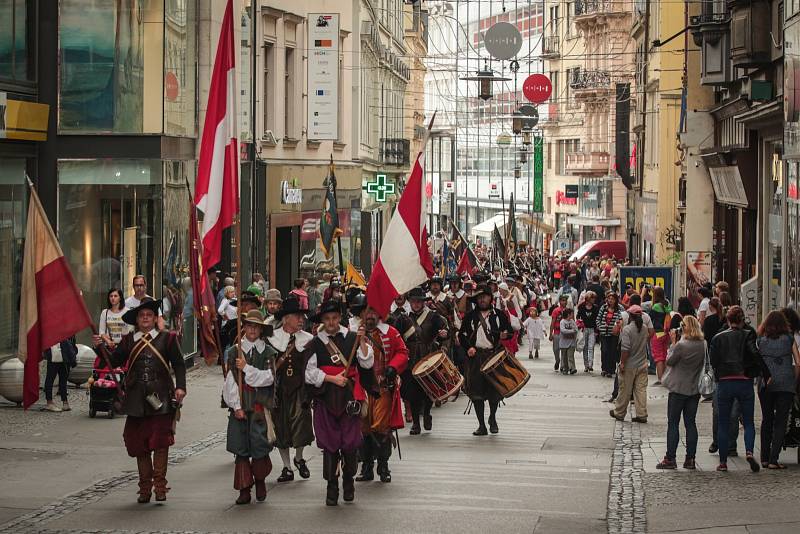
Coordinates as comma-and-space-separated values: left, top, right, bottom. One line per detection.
689, 12, 731, 85
379, 138, 411, 166
569, 69, 612, 100
565, 151, 610, 176
574, 0, 628, 28
542, 34, 560, 59
539, 103, 560, 129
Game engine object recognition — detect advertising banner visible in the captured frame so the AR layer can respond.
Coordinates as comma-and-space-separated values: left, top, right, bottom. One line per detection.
686, 251, 712, 308
620, 266, 673, 299
308, 14, 339, 140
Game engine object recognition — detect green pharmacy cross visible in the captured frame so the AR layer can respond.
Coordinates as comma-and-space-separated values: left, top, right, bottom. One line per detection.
363, 174, 395, 202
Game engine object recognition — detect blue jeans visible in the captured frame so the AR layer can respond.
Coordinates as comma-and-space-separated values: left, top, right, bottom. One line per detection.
666, 392, 700, 460
717, 379, 755, 464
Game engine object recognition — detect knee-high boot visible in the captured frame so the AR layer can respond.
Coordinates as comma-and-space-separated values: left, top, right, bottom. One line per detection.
341, 450, 358, 502
251, 456, 272, 502
136, 454, 154, 503
322, 451, 340, 506
473, 400, 488, 435
356, 437, 374, 481
488, 400, 499, 434
152, 448, 170, 501
375, 434, 392, 483
234, 456, 253, 505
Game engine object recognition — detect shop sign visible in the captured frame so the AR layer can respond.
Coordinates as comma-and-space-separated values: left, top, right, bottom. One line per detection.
280, 180, 302, 204
620, 266, 673, 300
555, 190, 577, 205
308, 13, 340, 140
488, 182, 500, 199
165, 71, 179, 102
565, 184, 579, 198
484, 22, 522, 60
363, 174, 395, 202
0, 91, 49, 141
443, 181, 455, 194
523, 74, 552, 104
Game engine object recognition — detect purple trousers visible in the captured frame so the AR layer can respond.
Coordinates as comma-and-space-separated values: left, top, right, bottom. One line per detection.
313, 403, 362, 453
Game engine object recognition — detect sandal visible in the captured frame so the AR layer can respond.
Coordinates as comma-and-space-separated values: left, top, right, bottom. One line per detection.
767, 463, 787, 470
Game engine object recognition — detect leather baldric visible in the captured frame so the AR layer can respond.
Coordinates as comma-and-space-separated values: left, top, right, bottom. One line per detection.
403, 307, 430, 341
128, 334, 172, 375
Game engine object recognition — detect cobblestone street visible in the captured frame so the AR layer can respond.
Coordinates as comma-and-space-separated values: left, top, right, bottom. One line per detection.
4, 333, 800, 533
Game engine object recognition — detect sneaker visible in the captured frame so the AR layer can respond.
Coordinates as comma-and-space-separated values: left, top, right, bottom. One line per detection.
631, 417, 648, 423
683, 457, 696, 470
708, 443, 718, 454
716, 463, 728, 472
62, 402, 71, 412
656, 457, 677, 470
44, 403, 62, 413
569, 369, 577, 375
746, 454, 760, 473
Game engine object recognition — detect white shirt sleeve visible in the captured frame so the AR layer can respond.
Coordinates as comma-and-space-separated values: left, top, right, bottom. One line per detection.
222, 371, 241, 411
242, 364, 274, 387
305, 353, 326, 388
356, 340, 374, 368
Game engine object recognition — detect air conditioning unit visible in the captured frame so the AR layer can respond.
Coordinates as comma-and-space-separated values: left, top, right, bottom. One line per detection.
262, 130, 277, 145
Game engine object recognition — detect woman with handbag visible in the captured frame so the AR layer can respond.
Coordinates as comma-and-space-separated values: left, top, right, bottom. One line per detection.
597, 292, 625, 378
656, 316, 707, 470
755, 311, 800, 470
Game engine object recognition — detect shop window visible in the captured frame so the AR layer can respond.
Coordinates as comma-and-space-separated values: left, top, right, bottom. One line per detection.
0, 158, 27, 360
58, 160, 163, 344
0, 0, 36, 83
58, 0, 195, 135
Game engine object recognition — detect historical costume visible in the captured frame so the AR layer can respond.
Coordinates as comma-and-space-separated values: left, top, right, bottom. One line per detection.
222, 309, 275, 504
350, 295, 409, 483
266, 297, 315, 482
428, 276, 455, 359
447, 275, 471, 373
305, 300, 375, 506
458, 286, 514, 435
396, 287, 449, 434
97, 298, 186, 503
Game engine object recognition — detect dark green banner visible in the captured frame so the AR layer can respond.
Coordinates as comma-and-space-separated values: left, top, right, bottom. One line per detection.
533, 136, 544, 213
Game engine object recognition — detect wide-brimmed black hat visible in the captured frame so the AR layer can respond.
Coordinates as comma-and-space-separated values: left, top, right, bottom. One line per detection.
406, 286, 428, 301
309, 299, 343, 323
239, 291, 261, 307
447, 274, 462, 284
274, 296, 309, 320
429, 276, 444, 287
122, 298, 161, 325
472, 285, 494, 300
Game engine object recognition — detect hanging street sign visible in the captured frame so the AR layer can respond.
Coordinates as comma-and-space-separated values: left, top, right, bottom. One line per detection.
484, 22, 523, 60
518, 104, 539, 129
363, 174, 396, 202
523, 74, 553, 104
533, 136, 544, 213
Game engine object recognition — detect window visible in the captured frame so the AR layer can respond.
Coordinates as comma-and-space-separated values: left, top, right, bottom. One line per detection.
0, 158, 27, 360
264, 42, 275, 134
284, 46, 295, 139
547, 142, 552, 170
549, 5, 559, 34
550, 70, 560, 102
0, 0, 36, 83
557, 138, 580, 174
566, 1, 572, 36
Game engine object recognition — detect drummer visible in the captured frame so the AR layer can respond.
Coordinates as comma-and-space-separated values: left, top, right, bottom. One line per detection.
398, 286, 449, 435
458, 284, 515, 436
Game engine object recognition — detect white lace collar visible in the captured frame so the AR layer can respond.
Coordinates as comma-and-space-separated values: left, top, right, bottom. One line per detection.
268, 327, 313, 351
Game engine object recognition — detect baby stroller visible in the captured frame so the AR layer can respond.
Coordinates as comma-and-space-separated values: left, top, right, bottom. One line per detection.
783, 393, 800, 463
88, 355, 125, 419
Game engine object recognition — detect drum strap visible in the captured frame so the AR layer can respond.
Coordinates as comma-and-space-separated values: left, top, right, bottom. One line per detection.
403, 307, 430, 341
477, 312, 494, 343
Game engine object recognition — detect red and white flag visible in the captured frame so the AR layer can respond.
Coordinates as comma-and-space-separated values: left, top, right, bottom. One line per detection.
194, 0, 239, 284
19, 185, 93, 409
367, 147, 435, 317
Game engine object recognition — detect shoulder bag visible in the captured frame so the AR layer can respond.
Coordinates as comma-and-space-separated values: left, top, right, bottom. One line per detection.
698, 340, 715, 396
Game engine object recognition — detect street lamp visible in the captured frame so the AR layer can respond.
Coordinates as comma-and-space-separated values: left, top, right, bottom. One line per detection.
511, 111, 524, 135
522, 127, 533, 146
460, 59, 511, 101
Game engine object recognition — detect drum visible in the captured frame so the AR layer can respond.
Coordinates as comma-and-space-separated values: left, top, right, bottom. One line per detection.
412, 351, 464, 403
480, 350, 530, 398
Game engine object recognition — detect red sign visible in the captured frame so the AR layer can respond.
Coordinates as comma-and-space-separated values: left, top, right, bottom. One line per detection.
523, 74, 552, 103
165, 71, 180, 102
555, 190, 577, 205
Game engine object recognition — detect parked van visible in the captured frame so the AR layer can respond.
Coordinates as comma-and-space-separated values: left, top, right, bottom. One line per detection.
569, 240, 627, 262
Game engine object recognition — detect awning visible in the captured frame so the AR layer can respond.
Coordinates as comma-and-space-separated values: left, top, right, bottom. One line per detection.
469, 212, 556, 238
566, 215, 621, 227
707, 165, 749, 208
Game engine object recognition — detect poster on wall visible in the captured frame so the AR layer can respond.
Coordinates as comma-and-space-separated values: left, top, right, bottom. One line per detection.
686, 251, 712, 308
123, 227, 138, 298
620, 266, 673, 301
308, 13, 340, 140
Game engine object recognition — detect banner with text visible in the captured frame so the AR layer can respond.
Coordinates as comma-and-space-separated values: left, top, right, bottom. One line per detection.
620, 266, 673, 301
308, 14, 339, 140
533, 136, 543, 212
